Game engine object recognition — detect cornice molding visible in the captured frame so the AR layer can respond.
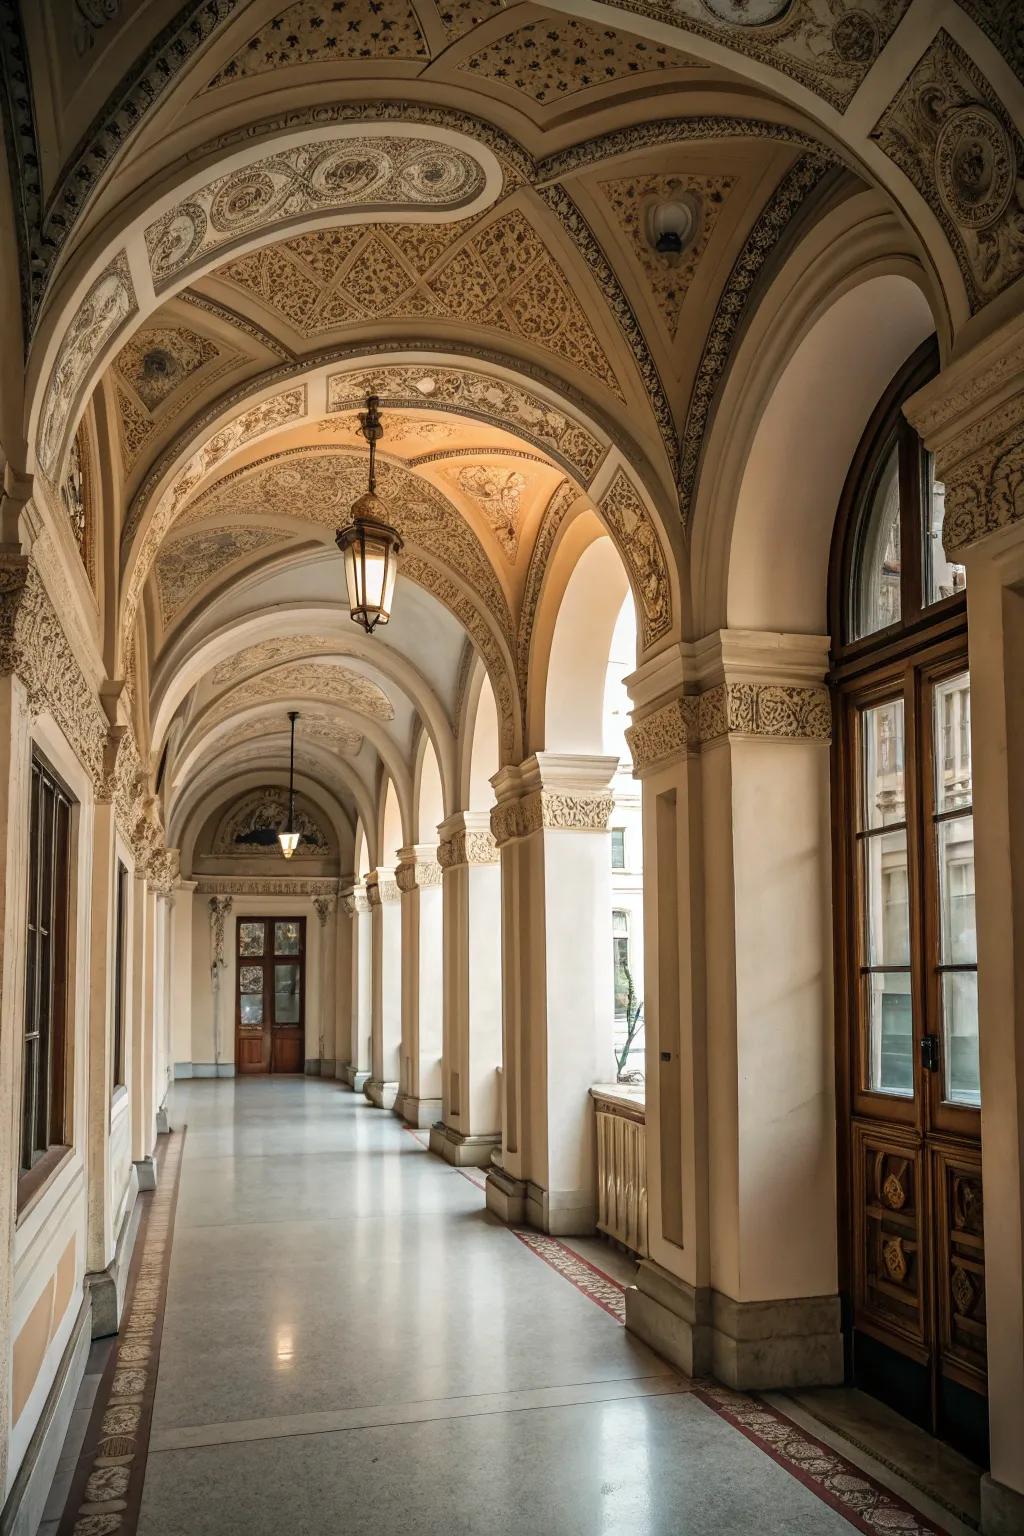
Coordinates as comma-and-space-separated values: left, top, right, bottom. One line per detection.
195, 875, 340, 896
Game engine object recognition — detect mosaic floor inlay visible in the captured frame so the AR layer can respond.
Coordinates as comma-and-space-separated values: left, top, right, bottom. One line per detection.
57, 1129, 186, 1536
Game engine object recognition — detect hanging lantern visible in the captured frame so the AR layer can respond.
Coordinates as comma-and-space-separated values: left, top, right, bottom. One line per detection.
336, 395, 403, 633
278, 711, 301, 859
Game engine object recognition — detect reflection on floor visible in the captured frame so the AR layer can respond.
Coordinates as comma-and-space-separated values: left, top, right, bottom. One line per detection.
43, 1079, 981, 1535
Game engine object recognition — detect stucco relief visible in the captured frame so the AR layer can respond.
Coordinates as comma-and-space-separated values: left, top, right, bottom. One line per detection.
603, 0, 910, 110
113, 323, 239, 471
460, 16, 703, 104
210, 635, 339, 686
326, 366, 604, 482
490, 788, 615, 845
154, 526, 286, 625
455, 464, 526, 558
938, 413, 1024, 556
185, 449, 513, 641
626, 682, 831, 769
598, 470, 672, 649
209, 660, 394, 725
212, 788, 332, 857
956, 2, 1024, 88
677, 150, 833, 525
206, 0, 428, 86
601, 172, 735, 338
395, 857, 443, 891
871, 32, 1024, 312
198, 876, 340, 896
145, 137, 489, 288
318, 412, 458, 445
437, 828, 499, 867
38, 251, 137, 478
438, 0, 507, 41
624, 695, 695, 772
213, 211, 623, 395
213, 713, 363, 756
515, 476, 577, 720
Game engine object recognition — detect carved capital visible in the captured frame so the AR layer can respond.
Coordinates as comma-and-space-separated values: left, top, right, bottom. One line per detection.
491, 789, 615, 845
395, 858, 443, 892
438, 829, 498, 867
626, 697, 696, 774
313, 895, 336, 925
344, 886, 370, 917
699, 682, 831, 744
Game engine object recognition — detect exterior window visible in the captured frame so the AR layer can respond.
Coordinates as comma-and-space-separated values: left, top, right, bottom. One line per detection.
932, 671, 977, 1106
854, 440, 901, 638
611, 827, 626, 869
112, 861, 128, 1093
924, 458, 966, 607
612, 910, 630, 1018
21, 752, 73, 1198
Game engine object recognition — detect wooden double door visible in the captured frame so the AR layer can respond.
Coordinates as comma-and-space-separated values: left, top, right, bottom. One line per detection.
235, 917, 306, 1074
835, 644, 987, 1463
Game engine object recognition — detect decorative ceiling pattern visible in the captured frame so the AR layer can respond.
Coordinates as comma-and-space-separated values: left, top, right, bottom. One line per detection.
211, 660, 395, 723
871, 31, 1024, 313
600, 172, 736, 338
955, 1, 1024, 87
210, 635, 341, 686
38, 250, 137, 478
453, 462, 527, 558
437, 0, 506, 42
326, 365, 603, 481
318, 411, 459, 444
113, 323, 239, 470
212, 210, 623, 395
211, 787, 332, 857
459, 16, 703, 104
213, 712, 363, 755
601, 0, 911, 111
145, 136, 490, 289
185, 449, 513, 639
154, 526, 286, 624
598, 468, 671, 648
205, 0, 429, 86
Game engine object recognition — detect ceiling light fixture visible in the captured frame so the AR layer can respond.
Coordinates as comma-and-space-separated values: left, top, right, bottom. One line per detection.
646, 184, 699, 268
278, 710, 301, 859
335, 395, 403, 634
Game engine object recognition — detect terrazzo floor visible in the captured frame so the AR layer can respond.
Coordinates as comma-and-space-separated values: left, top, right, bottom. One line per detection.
44, 1079, 979, 1535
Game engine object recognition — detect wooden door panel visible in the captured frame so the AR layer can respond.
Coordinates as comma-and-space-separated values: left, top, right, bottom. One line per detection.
852, 1121, 928, 1359
933, 1146, 986, 1390
237, 1033, 267, 1073
272, 1032, 304, 1073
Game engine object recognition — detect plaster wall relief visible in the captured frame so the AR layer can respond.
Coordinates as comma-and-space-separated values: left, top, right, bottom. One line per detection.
452, 463, 527, 558
459, 15, 704, 106
205, 0, 429, 86
955, 2, 1024, 88
210, 635, 339, 685
112, 322, 241, 471
211, 713, 364, 756
871, 32, 1024, 312
515, 475, 577, 703
198, 876, 341, 897
37, 250, 137, 478
600, 0, 910, 110
211, 788, 333, 857
154, 526, 287, 626
210, 210, 624, 396
318, 411, 459, 446
437, 0, 506, 42
600, 172, 736, 339
208, 661, 395, 726
326, 366, 604, 482
183, 449, 513, 639
61, 423, 94, 584
145, 137, 491, 290
677, 148, 833, 525
625, 681, 832, 772
598, 469, 672, 648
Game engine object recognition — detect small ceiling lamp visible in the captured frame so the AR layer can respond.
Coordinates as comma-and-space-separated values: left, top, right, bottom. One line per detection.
646, 183, 699, 268
278, 711, 301, 859
335, 395, 403, 634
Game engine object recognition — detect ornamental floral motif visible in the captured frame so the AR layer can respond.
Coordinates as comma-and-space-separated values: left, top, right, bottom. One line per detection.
625, 696, 695, 771
459, 16, 702, 105
208, 661, 395, 726
210, 635, 339, 686
939, 412, 1024, 555
871, 31, 1024, 312
205, 0, 428, 86
437, 829, 498, 867
490, 789, 615, 845
598, 470, 672, 649
516, 478, 578, 718
395, 858, 443, 891
626, 684, 831, 769
455, 463, 527, 558
144, 137, 488, 288
154, 526, 285, 624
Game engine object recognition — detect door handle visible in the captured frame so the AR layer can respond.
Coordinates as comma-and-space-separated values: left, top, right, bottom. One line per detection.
920, 1034, 939, 1073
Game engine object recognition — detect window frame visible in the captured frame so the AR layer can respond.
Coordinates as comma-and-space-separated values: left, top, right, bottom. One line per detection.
19, 749, 75, 1213
610, 826, 626, 870
112, 859, 128, 1097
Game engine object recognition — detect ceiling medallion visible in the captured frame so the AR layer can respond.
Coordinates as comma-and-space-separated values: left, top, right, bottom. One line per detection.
936, 105, 1016, 230
700, 0, 791, 25
336, 396, 404, 634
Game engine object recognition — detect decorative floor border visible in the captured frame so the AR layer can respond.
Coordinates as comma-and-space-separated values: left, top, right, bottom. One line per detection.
510, 1229, 627, 1323
58, 1128, 186, 1536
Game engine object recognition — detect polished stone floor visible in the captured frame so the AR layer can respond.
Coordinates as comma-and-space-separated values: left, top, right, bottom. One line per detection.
43, 1079, 978, 1534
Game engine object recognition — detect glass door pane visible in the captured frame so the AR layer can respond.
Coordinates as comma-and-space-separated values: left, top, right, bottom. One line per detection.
932, 671, 978, 1108
274, 963, 300, 1024
239, 964, 264, 1028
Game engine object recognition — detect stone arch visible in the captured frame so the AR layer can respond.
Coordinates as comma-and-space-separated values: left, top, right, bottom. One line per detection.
176, 767, 356, 877
413, 731, 447, 843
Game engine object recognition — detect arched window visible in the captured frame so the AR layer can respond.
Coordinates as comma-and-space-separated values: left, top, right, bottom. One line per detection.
830, 340, 984, 1463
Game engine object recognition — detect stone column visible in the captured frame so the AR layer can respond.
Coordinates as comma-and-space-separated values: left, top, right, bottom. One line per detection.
394, 845, 443, 1128
155, 889, 174, 1131
622, 634, 840, 1387
313, 895, 337, 1076
168, 880, 196, 1079
364, 868, 401, 1109
486, 754, 617, 1235
906, 319, 1024, 1534
130, 873, 157, 1188
334, 887, 352, 1080
429, 814, 502, 1165
340, 887, 371, 1091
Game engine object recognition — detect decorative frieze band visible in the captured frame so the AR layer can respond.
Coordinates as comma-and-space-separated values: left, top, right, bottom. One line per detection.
195, 876, 341, 897
437, 829, 499, 868
490, 789, 615, 848
627, 683, 831, 773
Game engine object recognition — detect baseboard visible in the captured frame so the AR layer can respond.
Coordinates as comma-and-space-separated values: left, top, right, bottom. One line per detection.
340, 1064, 370, 1091
429, 1120, 500, 1168
173, 1061, 192, 1079
191, 1063, 236, 1078
485, 1165, 527, 1223
84, 1172, 142, 1338
0, 1297, 91, 1536
394, 1094, 441, 1129
304, 1059, 324, 1076
133, 1155, 157, 1192
525, 1180, 596, 1237
364, 1078, 398, 1110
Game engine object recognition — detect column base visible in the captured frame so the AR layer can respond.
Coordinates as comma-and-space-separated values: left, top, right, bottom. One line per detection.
394, 1094, 442, 1129
982, 1474, 1024, 1535
482, 1169, 596, 1234
429, 1121, 500, 1167
156, 1105, 170, 1135
364, 1077, 398, 1110
85, 1178, 141, 1339
304, 1058, 322, 1076
485, 1166, 527, 1223
133, 1155, 157, 1192
625, 1260, 843, 1388
339, 1063, 369, 1090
